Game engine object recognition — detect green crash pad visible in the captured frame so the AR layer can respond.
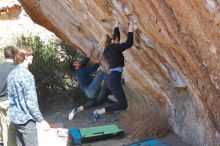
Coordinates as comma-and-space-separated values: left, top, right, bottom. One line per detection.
79, 124, 124, 142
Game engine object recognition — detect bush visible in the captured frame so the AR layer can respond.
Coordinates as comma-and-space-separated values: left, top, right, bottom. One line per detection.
16, 35, 85, 106
0, 49, 3, 63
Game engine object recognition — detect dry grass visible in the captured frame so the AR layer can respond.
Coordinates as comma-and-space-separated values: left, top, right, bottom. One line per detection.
121, 103, 169, 139
121, 88, 169, 140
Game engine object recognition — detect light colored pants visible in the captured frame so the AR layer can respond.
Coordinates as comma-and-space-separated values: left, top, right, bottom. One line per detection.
84, 70, 107, 98
0, 100, 16, 146
15, 120, 38, 146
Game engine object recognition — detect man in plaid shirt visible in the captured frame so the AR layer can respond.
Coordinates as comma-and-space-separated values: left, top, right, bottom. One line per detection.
7, 46, 50, 146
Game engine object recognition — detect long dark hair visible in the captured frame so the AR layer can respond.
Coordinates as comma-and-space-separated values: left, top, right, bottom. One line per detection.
69, 60, 77, 74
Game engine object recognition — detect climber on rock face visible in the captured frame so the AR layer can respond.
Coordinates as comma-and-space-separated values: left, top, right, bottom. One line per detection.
68, 52, 107, 120
69, 55, 106, 100
93, 21, 135, 123
68, 20, 121, 120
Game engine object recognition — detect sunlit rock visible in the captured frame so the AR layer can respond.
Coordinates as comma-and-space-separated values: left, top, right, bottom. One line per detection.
17, 0, 220, 145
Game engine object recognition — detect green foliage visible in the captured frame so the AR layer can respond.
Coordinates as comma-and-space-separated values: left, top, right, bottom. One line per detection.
16, 35, 85, 105
0, 48, 3, 63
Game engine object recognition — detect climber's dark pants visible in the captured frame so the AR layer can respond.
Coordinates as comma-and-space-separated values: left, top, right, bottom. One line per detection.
83, 79, 111, 109
105, 71, 127, 112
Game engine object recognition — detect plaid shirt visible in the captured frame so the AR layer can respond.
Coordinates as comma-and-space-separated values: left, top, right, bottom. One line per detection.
7, 64, 44, 124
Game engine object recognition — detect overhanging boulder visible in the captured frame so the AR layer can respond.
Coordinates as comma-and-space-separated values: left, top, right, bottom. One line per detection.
18, 0, 220, 145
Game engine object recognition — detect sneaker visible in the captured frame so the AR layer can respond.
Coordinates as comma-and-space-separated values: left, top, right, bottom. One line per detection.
68, 108, 77, 120
93, 109, 100, 124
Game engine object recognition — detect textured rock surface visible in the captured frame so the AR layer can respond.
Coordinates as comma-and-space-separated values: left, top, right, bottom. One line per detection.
0, 1, 22, 20
19, 0, 220, 145
0, 1, 56, 47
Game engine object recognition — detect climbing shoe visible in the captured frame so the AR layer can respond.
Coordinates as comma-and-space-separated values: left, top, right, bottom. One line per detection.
93, 109, 100, 123
68, 108, 78, 120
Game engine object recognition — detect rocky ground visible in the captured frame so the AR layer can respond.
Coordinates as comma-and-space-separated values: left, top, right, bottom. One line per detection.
43, 103, 189, 146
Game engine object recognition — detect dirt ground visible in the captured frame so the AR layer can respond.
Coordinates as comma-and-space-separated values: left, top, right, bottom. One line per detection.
43, 103, 189, 146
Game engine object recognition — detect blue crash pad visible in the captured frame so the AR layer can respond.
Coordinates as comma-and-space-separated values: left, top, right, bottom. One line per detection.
68, 128, 81, 145
128, 138, 169, 146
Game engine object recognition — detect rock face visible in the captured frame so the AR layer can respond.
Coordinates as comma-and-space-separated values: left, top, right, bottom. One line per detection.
0, 1, 56, 47
0, 1, 22, 20
19, 0, 220, 145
